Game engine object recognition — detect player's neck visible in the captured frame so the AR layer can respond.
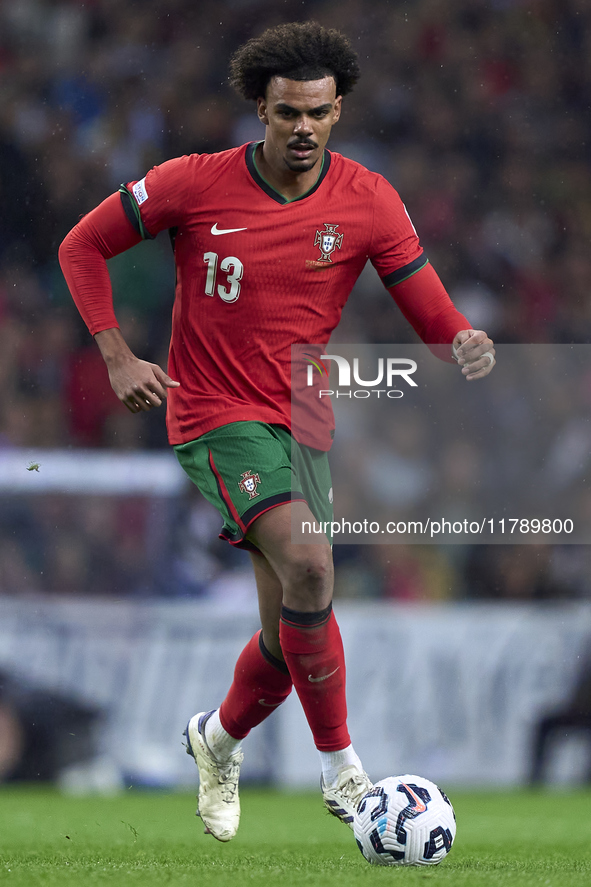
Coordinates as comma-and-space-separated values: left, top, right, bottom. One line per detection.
255, 142, 323, 201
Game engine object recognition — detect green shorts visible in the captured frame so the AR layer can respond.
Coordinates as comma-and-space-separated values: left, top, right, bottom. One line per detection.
174, 421, 333, 549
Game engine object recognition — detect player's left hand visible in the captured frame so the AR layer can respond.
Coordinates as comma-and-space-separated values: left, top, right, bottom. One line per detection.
452, 329, 495, 380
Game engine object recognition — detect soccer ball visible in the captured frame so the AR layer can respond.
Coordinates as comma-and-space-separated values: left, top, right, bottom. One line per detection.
353, 774, 456, 867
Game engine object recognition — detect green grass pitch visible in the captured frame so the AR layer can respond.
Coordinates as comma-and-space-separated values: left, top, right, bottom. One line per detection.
1, 785, 591, 886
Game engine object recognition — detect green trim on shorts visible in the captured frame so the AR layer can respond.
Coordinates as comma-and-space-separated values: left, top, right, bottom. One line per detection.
174, 421, 334, 549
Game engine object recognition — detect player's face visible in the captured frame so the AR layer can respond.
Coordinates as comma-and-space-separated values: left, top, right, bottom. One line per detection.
257, 77, 342, 175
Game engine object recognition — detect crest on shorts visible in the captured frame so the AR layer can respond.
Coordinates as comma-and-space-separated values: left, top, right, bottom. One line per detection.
314, 223, 343, 263
238, 469, 261, 499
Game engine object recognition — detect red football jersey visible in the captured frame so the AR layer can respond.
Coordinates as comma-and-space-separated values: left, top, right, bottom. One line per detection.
121, 142, 428, 450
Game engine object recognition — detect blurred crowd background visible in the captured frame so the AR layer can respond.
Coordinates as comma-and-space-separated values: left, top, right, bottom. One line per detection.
1, 0, 591, 601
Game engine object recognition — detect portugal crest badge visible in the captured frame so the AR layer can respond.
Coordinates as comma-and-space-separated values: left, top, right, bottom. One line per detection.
238, 469, 261, 499
314, 223, 343, 263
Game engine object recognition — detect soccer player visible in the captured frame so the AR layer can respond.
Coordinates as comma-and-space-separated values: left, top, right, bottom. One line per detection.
59, 21, 495, 842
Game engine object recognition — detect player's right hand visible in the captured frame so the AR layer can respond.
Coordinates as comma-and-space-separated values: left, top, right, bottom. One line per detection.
94, 328, 180, 412
107, 356, 180, 413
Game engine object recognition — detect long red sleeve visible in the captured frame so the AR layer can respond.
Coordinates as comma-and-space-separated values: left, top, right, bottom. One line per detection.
58, 193, 142, 335
388, 262, 469, 361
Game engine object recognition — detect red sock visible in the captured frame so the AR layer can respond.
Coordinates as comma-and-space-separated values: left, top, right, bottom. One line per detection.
219, 631, 293, 740
279, 604, 350, 752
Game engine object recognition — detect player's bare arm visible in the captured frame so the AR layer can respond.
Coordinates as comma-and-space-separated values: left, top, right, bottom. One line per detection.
94, 327, 179, 414
452, 329, 496, 380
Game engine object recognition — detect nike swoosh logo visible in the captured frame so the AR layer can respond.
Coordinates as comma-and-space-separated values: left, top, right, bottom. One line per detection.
401, 781, 427, 814
211, 224, 248, 235
258, 699, 282, 707
308, 666, 340, 683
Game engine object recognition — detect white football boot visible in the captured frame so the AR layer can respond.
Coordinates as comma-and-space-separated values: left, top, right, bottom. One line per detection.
321, 764, 373, 829
184, 709, 244, 842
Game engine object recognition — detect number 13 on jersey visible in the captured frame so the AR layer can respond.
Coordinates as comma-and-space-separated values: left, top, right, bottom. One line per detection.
203, 252, 243, 303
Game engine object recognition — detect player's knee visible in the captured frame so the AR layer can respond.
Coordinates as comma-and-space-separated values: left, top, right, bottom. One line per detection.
292, 547, 331, 582
283, 548, 333, 609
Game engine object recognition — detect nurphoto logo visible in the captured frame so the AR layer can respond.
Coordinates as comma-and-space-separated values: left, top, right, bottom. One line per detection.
304, 353, 418, 399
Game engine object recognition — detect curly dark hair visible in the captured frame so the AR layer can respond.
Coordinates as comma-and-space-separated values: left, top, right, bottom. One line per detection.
229, 21, 360, 100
